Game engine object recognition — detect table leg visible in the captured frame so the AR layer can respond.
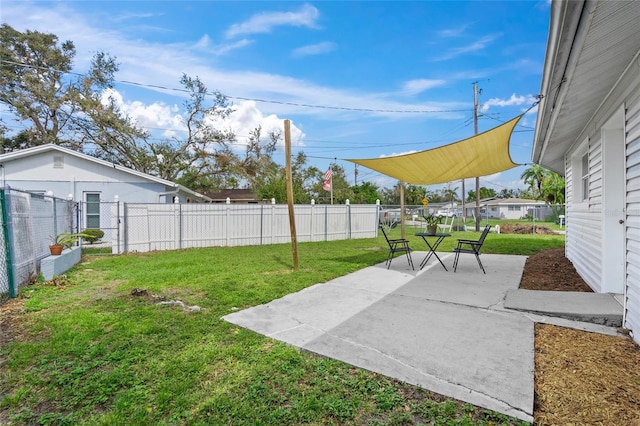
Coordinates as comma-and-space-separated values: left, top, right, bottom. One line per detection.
419, 236, 448, 271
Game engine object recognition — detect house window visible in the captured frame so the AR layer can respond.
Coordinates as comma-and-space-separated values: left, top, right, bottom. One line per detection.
581, 153, 589, 201
508, 205, 520, 211
53, 155, 64, 168
85, 193, 101, 228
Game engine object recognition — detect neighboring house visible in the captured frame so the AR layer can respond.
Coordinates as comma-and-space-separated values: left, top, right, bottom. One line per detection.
0, 144, 211, 229
465, 198, 550, 220
205, 188, 261, 204
533, 0, 640, 343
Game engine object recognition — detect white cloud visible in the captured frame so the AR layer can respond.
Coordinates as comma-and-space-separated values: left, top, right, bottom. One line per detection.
402, 79, 446, 96
0, 1, 466, 123
225, 3, 320, 39
224, 101, 305, 148
481, 94, 537, 112
102, 89, 305, 150
437, 24, 470, 38
291, 41, 337, 57
432, 33, 502, 62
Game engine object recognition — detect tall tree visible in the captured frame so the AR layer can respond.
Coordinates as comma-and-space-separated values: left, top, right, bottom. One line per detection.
352, 181, 380, 204
466, 187, 497, 201
0, 24, 144, 152
520, 164, 548, 200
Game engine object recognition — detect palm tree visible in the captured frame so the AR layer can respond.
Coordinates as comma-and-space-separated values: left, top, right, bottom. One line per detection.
520, 164, 548, 199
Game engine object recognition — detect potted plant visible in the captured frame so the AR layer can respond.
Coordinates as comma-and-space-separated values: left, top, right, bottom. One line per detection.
422, 212, 442, 235
49, 232, 87, 256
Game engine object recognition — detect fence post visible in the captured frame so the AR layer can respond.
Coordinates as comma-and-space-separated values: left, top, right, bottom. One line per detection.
123, 202, 128, 253
346, 199, 351, 239
174, 197, 181, 250
260, 204, 264, 245
225, 198, 231, 246
114, 196, 121, 254
271, 199, 276, 244
325, 204, 328, 241
0, 189, 16, 298
310, 199, 315, 242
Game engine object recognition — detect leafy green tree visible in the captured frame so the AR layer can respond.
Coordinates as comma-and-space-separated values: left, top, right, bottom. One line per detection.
378, 186, 400, 205
424, 189, 446, 203
256, 152, 318, 204
0, 24, 145, 153
352, 182, 380, 204
405, 184, 427, 205
442, 184, 459, 204
466, 187, 497, 201
0, 25, 240, 187
520, 164, 548, 200
541, 170, 565, 218
498, 188, 519, 198
0, 129, 32, 152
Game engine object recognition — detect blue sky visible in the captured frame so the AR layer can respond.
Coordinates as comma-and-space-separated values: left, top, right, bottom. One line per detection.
1, 1, 551, 196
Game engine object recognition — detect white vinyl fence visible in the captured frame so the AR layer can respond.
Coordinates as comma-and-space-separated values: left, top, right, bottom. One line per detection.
111, 202, 379, 254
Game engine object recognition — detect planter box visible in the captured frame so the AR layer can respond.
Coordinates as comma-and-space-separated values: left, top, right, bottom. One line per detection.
40, 246, 82, 280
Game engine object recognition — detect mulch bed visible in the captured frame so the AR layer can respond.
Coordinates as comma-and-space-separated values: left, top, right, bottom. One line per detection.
534, 324, 640, 425
522, 249, 640, 425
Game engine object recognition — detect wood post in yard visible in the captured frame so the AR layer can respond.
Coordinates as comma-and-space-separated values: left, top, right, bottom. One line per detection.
284, 119, 299, 270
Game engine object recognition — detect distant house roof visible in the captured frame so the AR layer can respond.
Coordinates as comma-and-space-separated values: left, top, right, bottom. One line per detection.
465, 198, 546, 208
205, 188, 259, 203
0, 144, 211, 202
485, 198, 546, 205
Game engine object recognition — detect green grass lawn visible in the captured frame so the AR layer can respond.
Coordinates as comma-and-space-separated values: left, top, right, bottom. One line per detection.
1, 232, 563, 425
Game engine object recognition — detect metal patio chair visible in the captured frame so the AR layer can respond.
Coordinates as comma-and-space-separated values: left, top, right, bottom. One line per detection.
452, 224, 491, 273
379, 225, 414, 270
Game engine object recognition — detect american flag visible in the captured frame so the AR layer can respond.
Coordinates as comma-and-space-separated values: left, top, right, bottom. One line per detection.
323, 167, 333, 191
324, 168, 333, 181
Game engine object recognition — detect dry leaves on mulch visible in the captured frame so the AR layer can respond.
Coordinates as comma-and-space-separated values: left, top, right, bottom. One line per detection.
534, 324, 640, 425
523, 249, 640, 425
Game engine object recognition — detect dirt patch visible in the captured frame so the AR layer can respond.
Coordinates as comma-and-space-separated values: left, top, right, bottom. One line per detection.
520, 248, 593, 292
522, 249, 640, 425
500, 222, 557, 235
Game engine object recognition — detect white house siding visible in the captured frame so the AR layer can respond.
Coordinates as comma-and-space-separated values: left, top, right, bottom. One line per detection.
566, 139, 603, 292
625, 86, 640, 341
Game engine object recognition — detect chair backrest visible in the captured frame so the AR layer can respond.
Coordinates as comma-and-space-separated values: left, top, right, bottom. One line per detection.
477, 224, 492, 246
379, 225, 393, 246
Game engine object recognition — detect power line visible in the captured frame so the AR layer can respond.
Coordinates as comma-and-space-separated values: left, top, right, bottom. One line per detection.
1, 59, 474, 115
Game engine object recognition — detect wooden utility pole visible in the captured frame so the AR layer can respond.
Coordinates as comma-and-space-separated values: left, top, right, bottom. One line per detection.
284, 120, 299, 270
473, 82, 480, 232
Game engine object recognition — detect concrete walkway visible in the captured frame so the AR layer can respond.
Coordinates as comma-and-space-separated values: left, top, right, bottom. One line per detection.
223, 251, 623, 423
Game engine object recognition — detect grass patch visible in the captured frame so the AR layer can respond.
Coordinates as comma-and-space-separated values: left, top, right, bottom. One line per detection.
0, 235, 556, 425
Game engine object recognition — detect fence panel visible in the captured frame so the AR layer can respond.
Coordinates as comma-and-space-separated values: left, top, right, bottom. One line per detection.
111, 203, 379, 254
0, 189, 77, 299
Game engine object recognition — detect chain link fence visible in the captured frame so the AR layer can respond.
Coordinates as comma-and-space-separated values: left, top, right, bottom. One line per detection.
0, 188, 78, 301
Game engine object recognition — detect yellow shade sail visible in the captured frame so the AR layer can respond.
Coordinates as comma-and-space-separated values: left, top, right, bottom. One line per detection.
348, 115, 522, 185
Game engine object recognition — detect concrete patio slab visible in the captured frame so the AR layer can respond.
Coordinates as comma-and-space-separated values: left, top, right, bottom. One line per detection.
223, 251, 623, 423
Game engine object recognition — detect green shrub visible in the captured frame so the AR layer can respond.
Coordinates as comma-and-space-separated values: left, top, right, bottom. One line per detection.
81, 228, 104, 244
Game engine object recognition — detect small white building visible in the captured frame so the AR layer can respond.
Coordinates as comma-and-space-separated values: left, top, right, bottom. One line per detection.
533, 0, 640, 343
464, 198, 550, 220
0, 144, 211, 229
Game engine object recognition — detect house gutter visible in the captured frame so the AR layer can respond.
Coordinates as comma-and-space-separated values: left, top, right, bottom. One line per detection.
157, 189, 179, 203
534, 0, 596, 169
